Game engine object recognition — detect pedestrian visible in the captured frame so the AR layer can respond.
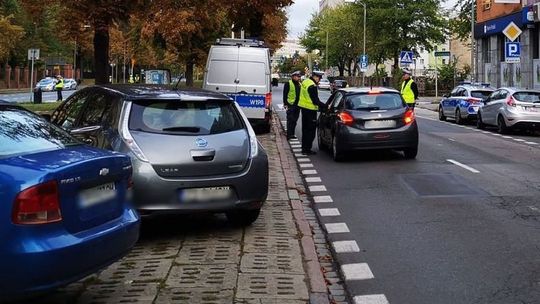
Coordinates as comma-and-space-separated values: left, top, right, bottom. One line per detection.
298, 70, 327, 155
283, 70, 302, 140
400, 69, 418, 109
55, 75, 64, 102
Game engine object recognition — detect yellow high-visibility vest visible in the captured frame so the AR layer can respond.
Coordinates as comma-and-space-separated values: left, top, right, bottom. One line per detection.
298, 78, 318, 110
401, 79, 415, 104
287, 80, 297, 105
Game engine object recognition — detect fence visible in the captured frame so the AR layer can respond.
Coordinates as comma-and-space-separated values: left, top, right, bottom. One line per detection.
0, 65, 79, 89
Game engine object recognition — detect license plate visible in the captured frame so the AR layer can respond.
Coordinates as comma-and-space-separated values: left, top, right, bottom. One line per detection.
364, 120, 396, 129
181, 186, 232, 202
79, 182, 116, 208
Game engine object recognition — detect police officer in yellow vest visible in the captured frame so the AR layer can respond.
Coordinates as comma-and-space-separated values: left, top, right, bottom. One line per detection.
400, 69, 418, 108
55, 75, 65, 102
298, 70, 327, 155
283, 71, 302, 140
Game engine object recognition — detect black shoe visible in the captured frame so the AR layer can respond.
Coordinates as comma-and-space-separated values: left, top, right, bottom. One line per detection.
287, 135, 297, 140
301, 150, 317, 155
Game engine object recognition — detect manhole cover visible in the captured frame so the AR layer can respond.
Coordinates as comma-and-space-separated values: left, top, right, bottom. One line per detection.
400, 173, 486, 197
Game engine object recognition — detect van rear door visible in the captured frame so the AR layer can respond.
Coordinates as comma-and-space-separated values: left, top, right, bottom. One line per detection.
205, 46, 239, 93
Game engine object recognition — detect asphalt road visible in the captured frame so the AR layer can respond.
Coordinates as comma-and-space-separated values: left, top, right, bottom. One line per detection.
0, 90, 76, 103
273, 84, 540, 304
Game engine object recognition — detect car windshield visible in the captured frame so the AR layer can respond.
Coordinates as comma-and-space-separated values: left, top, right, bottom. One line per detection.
0, 107, 80, 159
513, 92, 540, 103
129, 99, 244, 135
38, 79, 54, 85
346, 93, 404, 110
471, 90, 492, 100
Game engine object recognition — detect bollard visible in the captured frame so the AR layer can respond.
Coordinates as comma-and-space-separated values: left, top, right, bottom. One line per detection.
33, 87, 42, 104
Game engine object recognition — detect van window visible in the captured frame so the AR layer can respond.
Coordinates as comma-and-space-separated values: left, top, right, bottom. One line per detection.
237, 62, 266, 86
208, 60, 237, 84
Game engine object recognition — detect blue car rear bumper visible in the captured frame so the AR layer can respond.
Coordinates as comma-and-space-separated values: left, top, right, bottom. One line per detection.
0, 209, 139, 299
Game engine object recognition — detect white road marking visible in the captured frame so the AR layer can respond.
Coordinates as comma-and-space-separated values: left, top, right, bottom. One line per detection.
281, 120, 287, 125
291, 144, 302, 148
447, 159, 480, 173
294, 153, 304, 158
309, 185, 327, 192
302, 169, 318, 175
448, 138, 456, 142
292, 149, 302, 153
492, 133, 502, 136
318, 208, 340, 216
297, 158, 310, 163
325, 223, 350, 233
513, 138, 526, 142
341, 263, 374, 280
305, 177, 322, 183
314, 195, 333, 203
528, 206, 539, 212
333, 240, 360, 253
482, 131, 490, 134
300, 163, 314, 168
525, 142, 539, 145
502, 136, 512, 139
354, 294, 390, 304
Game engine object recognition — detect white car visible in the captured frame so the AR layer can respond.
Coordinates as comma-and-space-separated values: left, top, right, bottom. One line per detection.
63, 78, 78, 90
318, 78, 331, 90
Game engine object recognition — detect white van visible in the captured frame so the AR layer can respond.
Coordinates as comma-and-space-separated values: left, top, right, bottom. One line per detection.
203, 38, 272, 133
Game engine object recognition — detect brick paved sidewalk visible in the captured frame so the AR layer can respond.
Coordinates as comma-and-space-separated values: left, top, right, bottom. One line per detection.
32, 116, 349, 304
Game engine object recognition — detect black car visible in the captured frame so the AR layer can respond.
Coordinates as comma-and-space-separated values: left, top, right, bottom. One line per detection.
317, 87, 418, 161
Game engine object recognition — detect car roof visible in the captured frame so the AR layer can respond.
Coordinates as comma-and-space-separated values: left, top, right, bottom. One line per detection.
95, 84, 232, 101
339, 87, 400, 94
498, 87, 540, 93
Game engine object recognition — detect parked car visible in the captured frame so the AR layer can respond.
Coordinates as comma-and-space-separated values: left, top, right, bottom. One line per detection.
63, 78, 78, 90
438, 83, 494, 124
0, 101, 139, 300
318, 78, 331, 90
331, 79, 348, 93
317, 87, 418, 161
203, 38, 273, 133
49, 85, 269, 226
34, 77, 56, 92
477, 87, 540, 133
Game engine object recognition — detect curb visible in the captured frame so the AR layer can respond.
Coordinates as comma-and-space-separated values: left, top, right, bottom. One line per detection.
272, 117, 331, 304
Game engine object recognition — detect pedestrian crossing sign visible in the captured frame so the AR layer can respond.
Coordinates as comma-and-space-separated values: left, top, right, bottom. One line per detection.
400, 51, 414, 64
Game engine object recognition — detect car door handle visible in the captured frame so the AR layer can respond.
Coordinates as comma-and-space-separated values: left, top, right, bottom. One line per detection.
191, 149, 216, 161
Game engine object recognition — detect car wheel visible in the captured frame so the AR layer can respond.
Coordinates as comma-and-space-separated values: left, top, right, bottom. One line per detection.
257, 122, 271, 134
455, 109, 464, 125
403, 146, 418, 159
226, 208, 261, 226
477, 112, 486, 130
497, 115, 510, 134
331, 134, 344, 162
438, 106, 446, 121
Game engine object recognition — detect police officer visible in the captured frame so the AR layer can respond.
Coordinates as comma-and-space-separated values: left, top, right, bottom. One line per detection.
298, 70, 327, 155
400, 69, 418, 108
283, 71, 302, 140
55, 75, 64, 102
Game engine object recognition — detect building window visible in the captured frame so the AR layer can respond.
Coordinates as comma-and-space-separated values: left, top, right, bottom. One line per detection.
483, 0, 491, 11
482, 38, 490, 63
499, 35, 506, 61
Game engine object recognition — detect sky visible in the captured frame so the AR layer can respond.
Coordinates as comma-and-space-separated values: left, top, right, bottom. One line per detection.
286, 0, 459, 39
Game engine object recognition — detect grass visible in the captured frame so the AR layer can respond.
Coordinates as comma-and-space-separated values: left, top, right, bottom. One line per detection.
19, 102, 61, 113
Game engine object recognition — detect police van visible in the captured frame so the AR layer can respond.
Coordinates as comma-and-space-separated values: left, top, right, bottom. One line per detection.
203, 38, 272, 133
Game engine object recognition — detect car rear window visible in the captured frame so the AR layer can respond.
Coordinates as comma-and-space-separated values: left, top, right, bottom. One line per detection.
129, 99, 244, 135
513, 92, 540, 103
0, 107, 80, 158
471, 90, 492, 100
346, 93, 404, 110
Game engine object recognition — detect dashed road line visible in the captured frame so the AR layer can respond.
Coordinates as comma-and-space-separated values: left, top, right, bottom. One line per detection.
314, 195, 333, 203
341, 263, 374, 280
302, 169, 318, 175
305, 177, 322, 183
300, 163, 314, 168
525, 141, 539, 145
354, 294, 390, 304
318, 208, 340, 217
513, 138, 526, 142
297, 158, 310, 163
333, 240, 360, 253
309, 185, 327, 192
447, 159, 480, 173
325, 223, 350, 233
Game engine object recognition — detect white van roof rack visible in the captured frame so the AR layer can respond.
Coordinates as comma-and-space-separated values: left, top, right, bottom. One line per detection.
216, 38, 265, 47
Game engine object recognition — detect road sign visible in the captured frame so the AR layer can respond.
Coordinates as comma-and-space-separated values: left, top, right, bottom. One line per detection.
28, 49, 40, 60
434, 51, 451, 57
358, 54, 368, 72
505, 42, 521, 63
503, 21, 522, 42
399, 51, 414, 64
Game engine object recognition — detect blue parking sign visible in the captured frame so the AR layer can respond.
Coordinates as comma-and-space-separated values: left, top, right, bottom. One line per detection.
358, 55, 368, 71
505, 42, 520, 63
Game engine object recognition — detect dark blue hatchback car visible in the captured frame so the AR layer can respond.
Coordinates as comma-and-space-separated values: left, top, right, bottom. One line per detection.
0, 102, 140, 300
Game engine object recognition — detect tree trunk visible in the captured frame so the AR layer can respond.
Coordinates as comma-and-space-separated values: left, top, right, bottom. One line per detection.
94, 23, 110, 85
185, 56, 194, 87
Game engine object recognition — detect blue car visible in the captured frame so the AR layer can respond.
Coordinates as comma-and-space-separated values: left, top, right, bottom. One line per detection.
438, 83, 494, 124
0, 102, 140, 300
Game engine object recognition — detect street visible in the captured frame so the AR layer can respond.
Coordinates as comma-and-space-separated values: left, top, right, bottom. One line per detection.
274, 84, 540, 304
0, 90, 76, 103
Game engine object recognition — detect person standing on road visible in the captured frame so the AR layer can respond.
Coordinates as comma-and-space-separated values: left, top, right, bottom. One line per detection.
400, 69, 418, 109
283, 70, 302, 140
55, 75, 65, 102
298, 70, 327, 155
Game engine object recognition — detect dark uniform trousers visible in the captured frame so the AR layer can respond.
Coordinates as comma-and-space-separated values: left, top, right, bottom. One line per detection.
301, 108, 318, 152
286, 105, 300, 138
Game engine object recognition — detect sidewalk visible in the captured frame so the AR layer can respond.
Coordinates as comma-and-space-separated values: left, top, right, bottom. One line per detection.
35, 115, 349, 304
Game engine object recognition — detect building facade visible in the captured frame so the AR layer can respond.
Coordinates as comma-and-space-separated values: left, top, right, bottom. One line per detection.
474, 0, 538, 88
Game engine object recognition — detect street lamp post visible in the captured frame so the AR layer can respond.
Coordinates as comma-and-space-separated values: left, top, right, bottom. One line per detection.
345, 0, 366, 85
325, 30, 329, 71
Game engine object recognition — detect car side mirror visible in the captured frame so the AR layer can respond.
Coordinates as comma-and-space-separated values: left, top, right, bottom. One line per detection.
443, 93, 450, 98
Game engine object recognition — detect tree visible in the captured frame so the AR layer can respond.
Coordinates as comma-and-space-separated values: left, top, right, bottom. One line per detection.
0, 14, 24, 63
449, 0, 473, 43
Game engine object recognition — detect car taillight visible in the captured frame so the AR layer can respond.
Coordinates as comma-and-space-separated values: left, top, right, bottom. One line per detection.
12, 180, 62, 225
506, 96, 517, 107
404, 109, 415, 125
338, 112, 354, 126
467, 98, 481, 104
265, 93, 272, 108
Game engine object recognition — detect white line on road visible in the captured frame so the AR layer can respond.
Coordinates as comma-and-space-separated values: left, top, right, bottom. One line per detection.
292, 149, 302, 153
325, 223, 350, 233
300, 163, 314, 168
354, 294, 390, 304
448, 138, 456, 142
297, 158, 310, 162
302, 170, 318, 175
341, 263, 374, 280
513, 138, 526, 142
528, 206, 539, 212
314, 195, 333, 203
309, 185, 327, 192
502, 136, 512, 139
525, 142, 539, 145
333, 240, 360, 253
305, 177, 322, 183
447, 159, 480, 173
318, 208, 341, 216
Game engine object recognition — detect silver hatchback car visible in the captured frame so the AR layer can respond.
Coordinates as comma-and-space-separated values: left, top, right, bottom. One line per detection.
50, 85, 269, 226
477, 87, 540, 133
